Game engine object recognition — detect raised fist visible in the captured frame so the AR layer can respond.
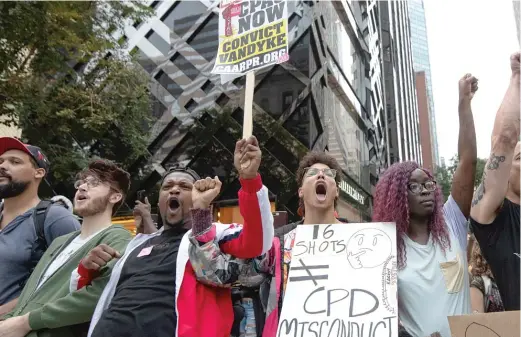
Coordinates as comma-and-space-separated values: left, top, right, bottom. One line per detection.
192, 176, 222, 210
511, 52, 520, 74
458, 73, 478, 101
234, 136, 262, 180
82, 244, 121, 270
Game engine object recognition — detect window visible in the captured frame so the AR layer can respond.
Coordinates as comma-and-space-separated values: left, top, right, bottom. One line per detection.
145, 30, 170, 55
170, 53, 199, 80
282, 91, 293, 112
154, 70, 183, 99
135, 48, 157, 74
161, 1, 207, 38
187, 14, 219, 61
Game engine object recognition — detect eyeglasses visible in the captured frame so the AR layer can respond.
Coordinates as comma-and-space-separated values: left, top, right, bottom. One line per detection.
74, 178, 102, 190
304, 167, 337, 179
407, 181, 437, 194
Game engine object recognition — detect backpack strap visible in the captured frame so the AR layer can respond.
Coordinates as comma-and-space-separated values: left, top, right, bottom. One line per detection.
33, 200, 53, 250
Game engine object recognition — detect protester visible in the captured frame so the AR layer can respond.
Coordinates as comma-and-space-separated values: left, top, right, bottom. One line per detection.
0, 159, 132, 337
83, 136, 273, 337
0, 137, 80, 316
469, 237, 505, 313
372, 73, 479, 337
469, 52, 520, 311
189, 151, 346, 337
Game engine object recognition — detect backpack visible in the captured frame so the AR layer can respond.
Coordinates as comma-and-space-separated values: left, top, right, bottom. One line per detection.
32, 200, 54, 253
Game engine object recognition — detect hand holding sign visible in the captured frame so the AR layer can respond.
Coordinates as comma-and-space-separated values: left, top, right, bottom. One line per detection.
234, 136, 261, 179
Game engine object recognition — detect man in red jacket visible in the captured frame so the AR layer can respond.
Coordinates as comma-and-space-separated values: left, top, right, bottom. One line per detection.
78, 136, 274, 337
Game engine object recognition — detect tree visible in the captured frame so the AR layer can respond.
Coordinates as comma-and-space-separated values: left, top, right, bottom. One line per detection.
436, 155, 487, 200
0, 2, 153, 188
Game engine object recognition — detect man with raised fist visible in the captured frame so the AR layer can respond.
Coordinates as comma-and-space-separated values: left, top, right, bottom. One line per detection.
81, 136, 273, 337
470, 52, 521, 311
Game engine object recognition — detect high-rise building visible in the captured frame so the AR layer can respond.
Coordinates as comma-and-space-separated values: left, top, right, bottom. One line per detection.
415, 71, 435, 173
110, 0, 381, 222
365, 1, 422, 166
408, 0, 439, 167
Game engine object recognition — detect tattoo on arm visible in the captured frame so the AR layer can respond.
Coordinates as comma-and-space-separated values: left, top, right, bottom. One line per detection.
471, 153, 506, 207
472, 172, 486, 207
486, 153, 506, 170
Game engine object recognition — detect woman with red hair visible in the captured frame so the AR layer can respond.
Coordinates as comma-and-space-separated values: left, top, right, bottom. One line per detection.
373, 73, 479, 337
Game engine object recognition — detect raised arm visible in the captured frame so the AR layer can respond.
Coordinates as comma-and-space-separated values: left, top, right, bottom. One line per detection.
470, 53, 521, 224
190, 136, 273, 258
450, 74, 478, 218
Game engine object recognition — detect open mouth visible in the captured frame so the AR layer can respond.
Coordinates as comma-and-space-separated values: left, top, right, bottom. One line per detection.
169, 197, 181, 211
76, 195, 88, 202
315, 182, 327, 202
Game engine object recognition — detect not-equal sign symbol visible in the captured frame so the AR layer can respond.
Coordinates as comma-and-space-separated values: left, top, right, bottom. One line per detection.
289, 258, 329, 286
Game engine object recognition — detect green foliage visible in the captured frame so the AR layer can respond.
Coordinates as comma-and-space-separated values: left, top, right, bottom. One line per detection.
436, 155, 487, 200
0, 1, 154, 184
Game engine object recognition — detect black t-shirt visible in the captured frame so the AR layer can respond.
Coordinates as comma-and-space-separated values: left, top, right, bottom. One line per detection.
91, 227, 187, 337
470, 198, 520, 311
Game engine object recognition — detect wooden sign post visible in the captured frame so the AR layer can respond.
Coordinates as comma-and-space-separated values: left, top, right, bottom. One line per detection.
241, 71, 255, 169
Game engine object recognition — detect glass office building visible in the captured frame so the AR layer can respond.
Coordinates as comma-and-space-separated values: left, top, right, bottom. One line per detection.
106, 0, 384, 222
407, 0, 439, 167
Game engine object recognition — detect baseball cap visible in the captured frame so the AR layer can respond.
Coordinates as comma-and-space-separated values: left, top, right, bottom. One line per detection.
160, 166, 200, 186
0, 137, 51, 174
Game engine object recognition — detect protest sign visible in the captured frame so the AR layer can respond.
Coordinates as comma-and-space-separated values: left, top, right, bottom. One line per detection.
212, 0, 290, 75
448, 311, 520, 337
277, 223, 398, 337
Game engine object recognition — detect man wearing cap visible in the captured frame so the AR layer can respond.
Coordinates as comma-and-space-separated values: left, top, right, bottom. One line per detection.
81, 136, 274, 337
0, 137, 80, 316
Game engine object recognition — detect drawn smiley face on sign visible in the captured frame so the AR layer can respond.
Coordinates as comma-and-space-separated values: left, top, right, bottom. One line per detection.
347, 228, 392, 269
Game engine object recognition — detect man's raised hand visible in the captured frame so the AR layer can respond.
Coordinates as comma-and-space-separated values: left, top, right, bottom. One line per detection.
192, 176, 222, 210
459, 73, 478, 101
234, 136, 262, 180
82, 244, 121, 271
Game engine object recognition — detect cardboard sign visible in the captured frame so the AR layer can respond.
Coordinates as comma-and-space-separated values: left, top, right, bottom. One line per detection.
448, 311, 520, 337
212, 0, 290, 74
277, 223, 398, 337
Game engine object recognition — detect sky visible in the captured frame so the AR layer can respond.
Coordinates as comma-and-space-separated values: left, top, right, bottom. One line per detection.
422, 0, 519, 162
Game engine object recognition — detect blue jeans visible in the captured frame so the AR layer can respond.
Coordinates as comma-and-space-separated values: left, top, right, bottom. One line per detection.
239, 298, 256, 337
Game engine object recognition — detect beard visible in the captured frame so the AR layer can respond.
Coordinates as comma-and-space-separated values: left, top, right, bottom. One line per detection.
74, 195, 109, 217
0, 179, 30, 199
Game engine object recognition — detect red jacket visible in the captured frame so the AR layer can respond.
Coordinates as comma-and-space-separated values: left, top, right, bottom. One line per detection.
79, 174, 274, 337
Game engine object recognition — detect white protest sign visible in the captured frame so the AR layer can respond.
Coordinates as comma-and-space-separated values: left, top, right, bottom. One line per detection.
277, 223, 398, 337
212, 0, 290, 75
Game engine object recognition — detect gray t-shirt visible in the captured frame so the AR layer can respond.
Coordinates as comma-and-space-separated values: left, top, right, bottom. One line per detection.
0, 204, 81, 305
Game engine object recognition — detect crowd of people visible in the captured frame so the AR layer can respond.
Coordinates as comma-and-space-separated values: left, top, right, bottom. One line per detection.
0, 52, 518, 337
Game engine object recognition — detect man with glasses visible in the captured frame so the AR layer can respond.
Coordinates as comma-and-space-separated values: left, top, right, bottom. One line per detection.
0, 159, 132, 337
371, 73, 479, 337
187, 151, 347, 336
0, 137, 80, 317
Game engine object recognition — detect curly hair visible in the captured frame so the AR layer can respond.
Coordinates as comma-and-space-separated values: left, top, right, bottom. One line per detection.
470, 238, 493, 279
372, 161, 450, 269
78, 159, 130, 214
296, 151, 342, 216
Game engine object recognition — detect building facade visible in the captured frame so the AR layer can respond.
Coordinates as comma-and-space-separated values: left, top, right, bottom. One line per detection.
114, 0, 380, 222
408, 0, 439, 168
374, 1, 421, 166
415, 71, 434, 173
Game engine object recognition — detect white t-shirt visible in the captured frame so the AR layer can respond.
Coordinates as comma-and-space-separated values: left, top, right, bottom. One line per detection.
398, 196, 470, 337
37, 229, 103, 290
